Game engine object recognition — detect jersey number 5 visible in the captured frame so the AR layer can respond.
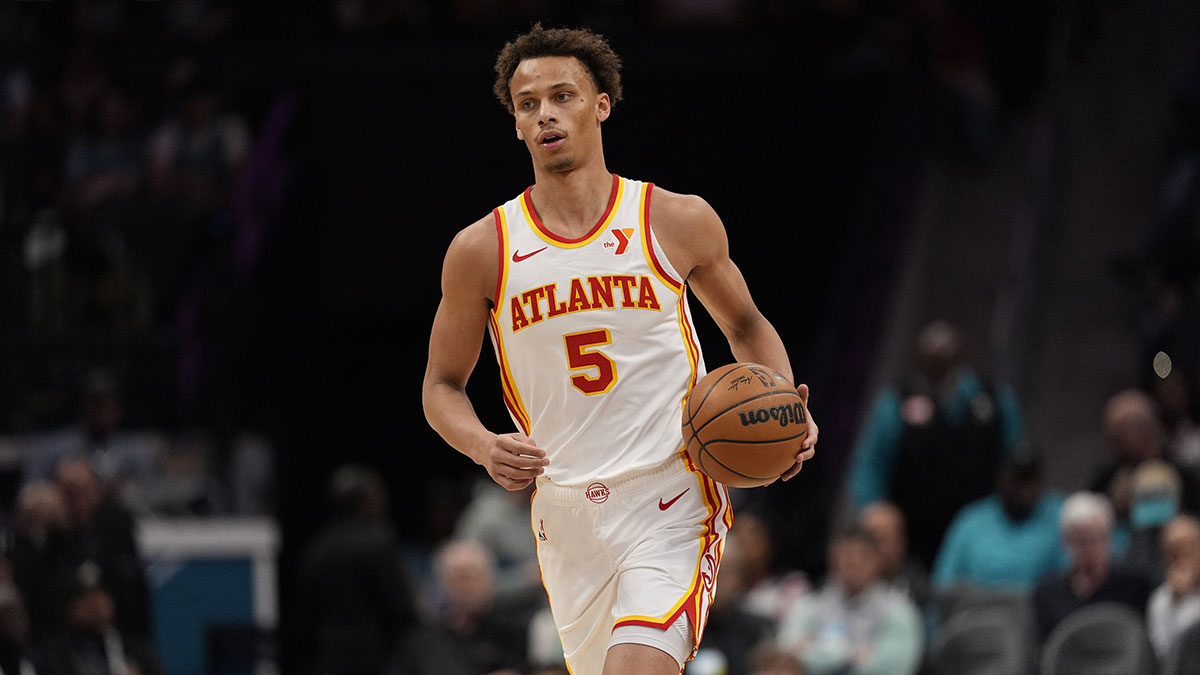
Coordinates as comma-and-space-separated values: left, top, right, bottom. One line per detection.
563, 329, 617, 395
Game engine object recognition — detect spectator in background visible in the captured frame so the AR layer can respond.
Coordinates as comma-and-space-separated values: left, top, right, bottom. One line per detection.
142, 431, 225, 515
51, 457, 150, 643
1089, 389, 1200, 549
399, 538, 534, 675
0, 582, 38, 675
858, 501, 930, 610
63, 86, 142, 215
23, 368, 160, 512
10, 88, 71, 334
525, 606, 566, 675
57, 41, 109, 137
294, 465, 417, 675
1122, 459, 1185, 583
38, 561, 161, 675
146, 75, 248, 212
848, 320, 1023, 568
1032, 492, 1155, 644
730, 510, 810, 626
777, 526, 923, 675
453, 479, 541, 605
57, 84, 152, 332
747, 645, 806, 675
931, 449, 1064, 593
1147, 513, 1200, 661
1153, 370, 1200, 472
692, 526, 777, 675
9, 481, 71, 641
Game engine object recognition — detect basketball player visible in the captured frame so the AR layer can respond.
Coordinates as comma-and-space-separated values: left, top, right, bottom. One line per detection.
422, 24, 819, 675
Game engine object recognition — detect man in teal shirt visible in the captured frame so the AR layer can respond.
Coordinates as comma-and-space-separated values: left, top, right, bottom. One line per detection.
848, 321, 1024, 568
931, 451, 1065, 591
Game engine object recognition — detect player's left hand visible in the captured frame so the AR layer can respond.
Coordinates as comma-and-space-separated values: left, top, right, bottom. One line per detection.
780, 383, 818, 482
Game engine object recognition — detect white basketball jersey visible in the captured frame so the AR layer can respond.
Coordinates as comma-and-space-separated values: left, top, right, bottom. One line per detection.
488, 174, 707, 486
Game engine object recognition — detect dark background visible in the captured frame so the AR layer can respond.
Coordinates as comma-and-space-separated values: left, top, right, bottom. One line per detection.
7, 0, 1199, 666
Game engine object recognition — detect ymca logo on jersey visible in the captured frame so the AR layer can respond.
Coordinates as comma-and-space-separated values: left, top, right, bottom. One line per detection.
602, 228, 635, 254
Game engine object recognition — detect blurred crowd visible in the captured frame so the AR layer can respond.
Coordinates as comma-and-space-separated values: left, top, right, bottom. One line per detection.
289, 316, 1200, 675
1, 1, 1199, 675
0, 2, 276, 674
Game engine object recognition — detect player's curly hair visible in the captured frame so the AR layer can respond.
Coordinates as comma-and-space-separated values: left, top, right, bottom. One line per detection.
493, 23, 623, 115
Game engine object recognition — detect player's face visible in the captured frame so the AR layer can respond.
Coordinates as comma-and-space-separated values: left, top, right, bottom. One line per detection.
509, 56, 610, 173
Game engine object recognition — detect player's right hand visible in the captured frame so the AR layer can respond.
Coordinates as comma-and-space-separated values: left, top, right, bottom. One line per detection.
479, 432, 547, 491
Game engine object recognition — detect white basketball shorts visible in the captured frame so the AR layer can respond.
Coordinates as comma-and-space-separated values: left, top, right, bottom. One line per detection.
531, 453, 732, 674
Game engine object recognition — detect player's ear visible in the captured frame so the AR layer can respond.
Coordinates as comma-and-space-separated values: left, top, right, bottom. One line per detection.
516, 125, 524, 141
596, 93, 611, 123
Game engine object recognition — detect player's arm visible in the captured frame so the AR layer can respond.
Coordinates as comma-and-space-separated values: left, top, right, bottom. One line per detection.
421, 215, 548, 491
651, 189, 819, 480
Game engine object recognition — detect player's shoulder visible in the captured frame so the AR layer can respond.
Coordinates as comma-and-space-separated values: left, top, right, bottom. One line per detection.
649, 186, 717, 222
647, 185, 723, 240
440, 211, 501, 300
652, 184, 715, 233
446, 211, 500, 260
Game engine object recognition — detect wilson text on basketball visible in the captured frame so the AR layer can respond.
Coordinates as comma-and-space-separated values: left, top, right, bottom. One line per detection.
738, 402, 805, 428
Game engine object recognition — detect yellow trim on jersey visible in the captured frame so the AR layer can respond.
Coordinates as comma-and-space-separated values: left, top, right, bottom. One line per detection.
722, 483, 734, 529
639, 183, 684, 296
676, 292, 701, 425
492, 206, 510, 317
489, 311, 533, 435
522, 178, 625, 249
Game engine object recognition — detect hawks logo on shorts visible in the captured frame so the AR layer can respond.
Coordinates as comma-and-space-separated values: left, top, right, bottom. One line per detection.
586, 482, 610, 504
700, 551, 717, 592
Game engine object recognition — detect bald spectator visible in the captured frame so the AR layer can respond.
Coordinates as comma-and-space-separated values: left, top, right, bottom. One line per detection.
848, 320, 1024, 568
1032, 492, 1155, 643
1147, 514, 1200, 660
51, 457, 150, 641
454, 479, 541, 604
9, 482, 72, 640
1090, 390, 1200, 538
859, 502, 930, 608
399, 539, 534, 675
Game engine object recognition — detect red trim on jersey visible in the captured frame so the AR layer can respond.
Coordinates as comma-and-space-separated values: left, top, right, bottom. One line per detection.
523, 173, 620, 244
721, 483, 734, 529
613, 603, 691, 631
642, 183, 683, 291
679, 292, 702, 391
492, 208, 505, 307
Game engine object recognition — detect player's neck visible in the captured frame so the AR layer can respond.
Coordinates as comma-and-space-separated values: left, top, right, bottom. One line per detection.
529, 160, 614, 238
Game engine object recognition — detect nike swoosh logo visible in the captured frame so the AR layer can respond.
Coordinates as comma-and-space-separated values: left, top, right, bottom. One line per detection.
512, 247, 548, 263
659, 488, 690, 511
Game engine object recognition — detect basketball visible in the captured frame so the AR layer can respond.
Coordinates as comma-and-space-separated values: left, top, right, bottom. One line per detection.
682, 363, 808, 488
